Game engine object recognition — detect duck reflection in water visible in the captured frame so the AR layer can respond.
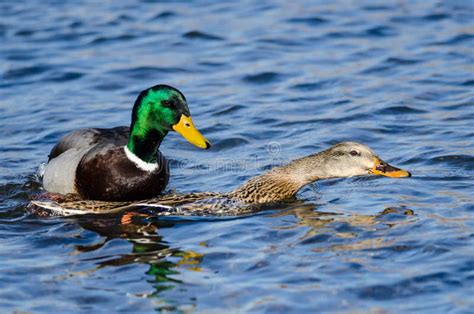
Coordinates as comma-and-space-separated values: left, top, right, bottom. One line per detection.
68, 202, 415, 300
271, 203, 416, 253
71, 214, 204, 299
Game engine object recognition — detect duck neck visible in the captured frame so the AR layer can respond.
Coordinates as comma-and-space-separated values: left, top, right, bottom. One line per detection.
278, 152, 336, 184
126, 121, 168, 163
232, 151, 334, 203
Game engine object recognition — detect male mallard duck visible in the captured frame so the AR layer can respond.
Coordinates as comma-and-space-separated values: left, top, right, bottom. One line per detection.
41, 84, 210, 201
33, 142, 410, 215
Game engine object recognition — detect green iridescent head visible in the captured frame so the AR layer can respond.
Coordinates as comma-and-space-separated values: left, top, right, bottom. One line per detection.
127, 85, 210, 162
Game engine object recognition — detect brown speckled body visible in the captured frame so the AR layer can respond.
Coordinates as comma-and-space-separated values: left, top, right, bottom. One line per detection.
230, 172, 302, 203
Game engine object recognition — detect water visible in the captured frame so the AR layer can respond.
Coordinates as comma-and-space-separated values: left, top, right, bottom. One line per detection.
1, 0, 473, 312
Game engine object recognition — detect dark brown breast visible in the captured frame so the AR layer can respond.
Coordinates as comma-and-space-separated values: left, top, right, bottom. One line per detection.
75, 145, 169, 201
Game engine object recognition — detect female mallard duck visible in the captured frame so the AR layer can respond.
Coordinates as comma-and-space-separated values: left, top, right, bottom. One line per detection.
229, 141, 410, 204
41, 84, 210, 201
33, 142, 410, 216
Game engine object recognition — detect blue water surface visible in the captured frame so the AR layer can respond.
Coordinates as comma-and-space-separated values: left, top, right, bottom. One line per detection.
1, 0, 473, 312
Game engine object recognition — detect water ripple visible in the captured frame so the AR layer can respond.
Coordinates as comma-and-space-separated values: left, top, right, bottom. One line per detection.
242, 72, 282, 84
183, 30, 224, 41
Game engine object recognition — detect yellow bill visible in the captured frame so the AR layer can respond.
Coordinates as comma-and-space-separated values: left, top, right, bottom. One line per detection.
370, 157, 411, 178
172, 114, 210, 149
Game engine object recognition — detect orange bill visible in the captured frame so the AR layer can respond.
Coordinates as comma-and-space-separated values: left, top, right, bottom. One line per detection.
172, 114, 211, 149
370, 157, 411, 178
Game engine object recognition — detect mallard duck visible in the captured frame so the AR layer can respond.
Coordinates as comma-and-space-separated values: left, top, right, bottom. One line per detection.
229, 141, 410, 203
41, 84, 210, 201
32, 142, 410, 216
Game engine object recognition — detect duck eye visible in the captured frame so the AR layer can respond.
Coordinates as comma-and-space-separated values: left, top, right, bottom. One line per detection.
162, 100, 171, 107
350, 150, 359, 156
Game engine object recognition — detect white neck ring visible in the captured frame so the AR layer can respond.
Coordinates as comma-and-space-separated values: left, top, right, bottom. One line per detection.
123, 146, 159, 172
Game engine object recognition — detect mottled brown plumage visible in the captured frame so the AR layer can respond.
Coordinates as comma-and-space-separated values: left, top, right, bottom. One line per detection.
230, 172, 301, 203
